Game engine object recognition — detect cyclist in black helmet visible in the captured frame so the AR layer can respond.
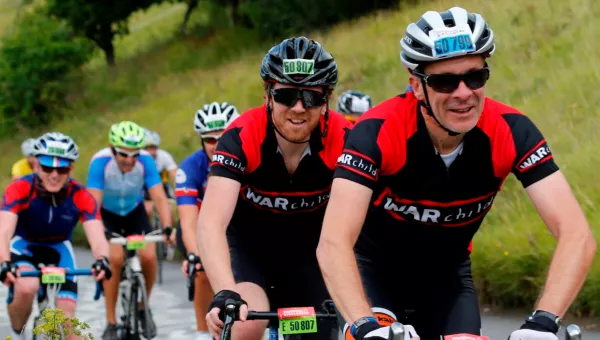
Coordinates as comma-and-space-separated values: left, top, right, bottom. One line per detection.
336, 90, 373, 124
198, 36, 351, 340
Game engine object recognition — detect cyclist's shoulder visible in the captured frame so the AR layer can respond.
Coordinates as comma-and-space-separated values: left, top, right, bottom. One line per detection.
358, 93, 418, 126
477, 97, 529, 134
90, 147, 113, 163
226, 105, 268, 134
156, 148, 175, 159
5, 174, 35, 194
11, 158, 32, 176
182, 149, 208, 166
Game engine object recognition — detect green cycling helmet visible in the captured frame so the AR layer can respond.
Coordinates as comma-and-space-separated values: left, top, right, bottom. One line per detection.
109, 121, 146, 148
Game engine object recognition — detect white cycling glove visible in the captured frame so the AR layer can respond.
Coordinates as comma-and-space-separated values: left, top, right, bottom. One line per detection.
508, 329, 558, 340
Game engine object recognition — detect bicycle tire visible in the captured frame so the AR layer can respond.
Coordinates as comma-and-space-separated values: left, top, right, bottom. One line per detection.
137, 274, 154, 340
123, 280, 139, 340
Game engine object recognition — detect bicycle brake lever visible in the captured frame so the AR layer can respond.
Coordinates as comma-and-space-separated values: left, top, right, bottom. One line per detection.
388, 322, 405, 340
566, 324, 582, 340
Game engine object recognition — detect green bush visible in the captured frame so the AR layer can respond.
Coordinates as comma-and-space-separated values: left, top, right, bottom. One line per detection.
0, 7, 94, 135
4, 308, 93, 340
239, 0, 400, 38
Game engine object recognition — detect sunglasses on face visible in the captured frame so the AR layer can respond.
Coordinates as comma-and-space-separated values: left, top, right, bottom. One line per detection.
413, 67, 490, 94
202, 135, 222, 145
270, 88, 327, 108
41, 165, 71, 175
113, 147, 140, 158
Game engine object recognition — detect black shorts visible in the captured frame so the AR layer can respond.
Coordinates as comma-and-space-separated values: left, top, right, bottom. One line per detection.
230, 245, 335, 340
10, 237, 78, 302
340, 254, 480, 340
143, 182, 175, 201
101, 203, 153, 238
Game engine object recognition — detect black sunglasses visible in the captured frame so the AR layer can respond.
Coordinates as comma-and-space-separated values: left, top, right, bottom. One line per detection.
413, 67, 490, 94
202, 136, 221, 145
41, 165, 71, 175
270, 88, 327, 108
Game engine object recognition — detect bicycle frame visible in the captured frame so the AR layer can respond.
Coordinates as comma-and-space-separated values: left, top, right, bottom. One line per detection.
109, 229, 164, 339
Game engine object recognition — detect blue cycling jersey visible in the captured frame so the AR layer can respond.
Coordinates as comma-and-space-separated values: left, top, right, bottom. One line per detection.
87, 147, 161, 216
175, 149, 209, 208
1, 175, 99, 243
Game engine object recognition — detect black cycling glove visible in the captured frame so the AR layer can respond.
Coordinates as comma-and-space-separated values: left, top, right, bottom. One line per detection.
0, 261, 17, 284
208, 289, 247, 321
91, 256, 112, 280
163, 226, 173, 238
186, 252, 201, 274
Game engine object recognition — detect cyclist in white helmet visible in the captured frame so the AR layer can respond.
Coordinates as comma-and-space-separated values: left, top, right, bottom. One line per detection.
318, 6, 595, 340
11, 138, 39, 180
141, 129, 177, 222
336, 90, 373, 124
175, 102, 239, 339
1, 132, 111, 340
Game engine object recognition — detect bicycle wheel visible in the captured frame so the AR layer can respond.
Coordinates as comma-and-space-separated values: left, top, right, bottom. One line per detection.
137, 274, 154, 339
123, 280, 139, 340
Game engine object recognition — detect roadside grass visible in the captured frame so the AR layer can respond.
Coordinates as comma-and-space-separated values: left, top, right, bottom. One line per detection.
1, 0, 599, 315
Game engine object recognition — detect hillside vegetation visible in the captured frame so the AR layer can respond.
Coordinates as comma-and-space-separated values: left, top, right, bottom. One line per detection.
0, 0, 599, 316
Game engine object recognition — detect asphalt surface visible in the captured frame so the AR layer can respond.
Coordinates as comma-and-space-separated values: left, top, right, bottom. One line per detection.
0, 248, 598, 339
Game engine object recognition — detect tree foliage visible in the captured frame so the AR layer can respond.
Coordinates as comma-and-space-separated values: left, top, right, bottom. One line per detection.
46, 0, 169, 66
0, 6, 94, 133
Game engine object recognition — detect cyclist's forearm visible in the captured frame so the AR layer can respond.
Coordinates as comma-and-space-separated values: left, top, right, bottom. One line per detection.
179, 205, 199, 254
535, 225, 596, 316
83, 220, 110, 259
0, 211, 17, 262
197, 224, 236, 292
317, 239, 372, 325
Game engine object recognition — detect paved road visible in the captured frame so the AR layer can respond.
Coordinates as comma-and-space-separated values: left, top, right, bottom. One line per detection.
1, 248, 598, 339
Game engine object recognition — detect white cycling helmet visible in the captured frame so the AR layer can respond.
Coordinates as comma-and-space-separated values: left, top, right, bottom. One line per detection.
21, 138, 37, 156
143, 129, 161, 147
34, 132, 79, 167
400, 6, 495, 71
337, 90, 372, 115
194, 102, 240, 137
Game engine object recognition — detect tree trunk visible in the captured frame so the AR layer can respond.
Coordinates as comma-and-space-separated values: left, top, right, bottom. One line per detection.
179, 0, 199, 34
103, 42, 116, 67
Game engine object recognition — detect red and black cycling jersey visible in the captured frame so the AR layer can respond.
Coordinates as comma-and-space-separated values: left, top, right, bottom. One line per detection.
334, 92, 559, 268
210, 105, 351, 258
1, 174, 100, 243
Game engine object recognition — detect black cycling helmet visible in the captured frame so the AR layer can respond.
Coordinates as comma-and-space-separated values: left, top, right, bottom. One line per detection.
260, 36, 338, 89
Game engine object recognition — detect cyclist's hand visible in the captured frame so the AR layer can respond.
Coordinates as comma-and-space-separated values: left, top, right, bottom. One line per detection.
355, 322, 419, 340
0, 261, 17, 287
181, 252, 201, 277
206, 290, 248, 338
508, 316, 559, 340
162, 226, 174, 246
91, 256, 112, 281
507, 329, 558, 340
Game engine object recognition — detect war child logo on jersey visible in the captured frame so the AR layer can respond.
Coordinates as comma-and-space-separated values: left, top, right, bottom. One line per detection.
516, 140, 553, 172
212, 151, 246, 173
374, 188, 496, 227
241, 185, 330, 213
336, 150, 378, 181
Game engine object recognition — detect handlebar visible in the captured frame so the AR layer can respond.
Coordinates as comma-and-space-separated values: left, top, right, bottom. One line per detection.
566, 324, 582, 340
7, 268, 103, 304
108, 229, 165, 245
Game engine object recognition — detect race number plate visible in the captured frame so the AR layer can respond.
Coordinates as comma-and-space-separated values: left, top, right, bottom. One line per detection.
429, 24, 475, 58
126, 235, 147, 250
41, 267, 66, 284
283, 59, 315, 75
278, 307, 317, 335
444, 334, 490, 340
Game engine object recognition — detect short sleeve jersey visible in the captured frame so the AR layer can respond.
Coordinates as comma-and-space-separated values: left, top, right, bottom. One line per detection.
1, 175, 100, 243
155, 149, 177, 183
87, 147, 161, 216
210, 105, 351, 257
334, 92, 559, 266
175, 149, 210, 208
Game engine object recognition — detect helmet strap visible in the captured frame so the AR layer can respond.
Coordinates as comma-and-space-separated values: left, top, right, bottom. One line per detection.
419, 78, 460, 137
